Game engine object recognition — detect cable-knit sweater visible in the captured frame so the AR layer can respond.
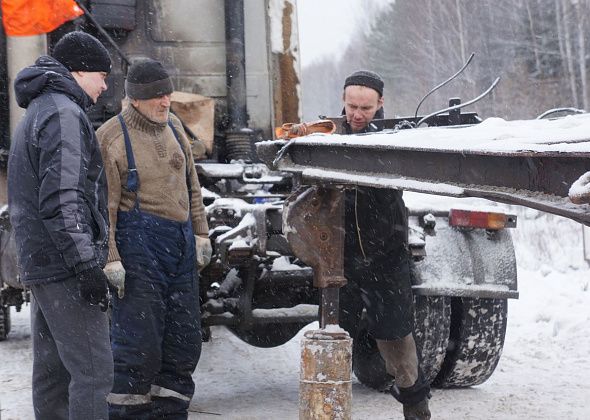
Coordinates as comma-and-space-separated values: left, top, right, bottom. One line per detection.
97, 104, 209, 263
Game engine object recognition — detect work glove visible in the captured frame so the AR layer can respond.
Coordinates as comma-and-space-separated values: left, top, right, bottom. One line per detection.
195, 235, 213, 271
104, 261, 126, 299
77, 266, 109, 312
275, 120, 336, 139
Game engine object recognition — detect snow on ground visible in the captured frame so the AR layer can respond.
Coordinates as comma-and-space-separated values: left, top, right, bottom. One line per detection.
1, 207, 590, 419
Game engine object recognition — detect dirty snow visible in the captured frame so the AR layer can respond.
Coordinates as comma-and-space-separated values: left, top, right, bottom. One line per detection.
1, 202, 589, 419
251, 304, 317, 319
271, 255, 305, 271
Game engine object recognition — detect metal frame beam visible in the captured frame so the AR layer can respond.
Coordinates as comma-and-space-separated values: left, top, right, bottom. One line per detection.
257, 139, 590, 225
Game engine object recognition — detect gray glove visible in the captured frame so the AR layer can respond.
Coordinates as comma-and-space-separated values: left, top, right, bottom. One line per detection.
195, 235, 213, 271
104, 261, 126, 299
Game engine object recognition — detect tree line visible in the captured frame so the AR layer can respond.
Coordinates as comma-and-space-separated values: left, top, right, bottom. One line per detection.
301, 0, 589, 122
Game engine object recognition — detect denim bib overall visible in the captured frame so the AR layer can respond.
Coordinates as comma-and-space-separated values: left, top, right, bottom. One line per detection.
109, 115, 202, 420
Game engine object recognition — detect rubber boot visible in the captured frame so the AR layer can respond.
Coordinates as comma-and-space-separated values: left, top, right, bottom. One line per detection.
403, 397, 431, 420
377, 334, 431, 419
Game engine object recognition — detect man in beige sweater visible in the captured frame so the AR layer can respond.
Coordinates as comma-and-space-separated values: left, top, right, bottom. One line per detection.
96, 58, 211, 419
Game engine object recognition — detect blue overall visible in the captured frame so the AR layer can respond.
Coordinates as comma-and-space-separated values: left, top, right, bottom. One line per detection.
109, 115, 201, 420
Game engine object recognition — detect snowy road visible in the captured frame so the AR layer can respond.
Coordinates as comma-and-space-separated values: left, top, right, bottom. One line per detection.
1, 267, 588, 420
1, 209, 589, 419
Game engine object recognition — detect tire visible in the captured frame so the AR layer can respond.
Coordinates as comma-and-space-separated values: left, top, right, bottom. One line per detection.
413, 295, 451, 383
352, 295, 451, 391
228, 321, 308, 348
0, 305, 8, 341
4, 305, 10, 336
433, 297, 508, 388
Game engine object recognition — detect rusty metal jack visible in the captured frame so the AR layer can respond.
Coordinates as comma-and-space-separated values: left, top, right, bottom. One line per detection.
283, 186, 352, 420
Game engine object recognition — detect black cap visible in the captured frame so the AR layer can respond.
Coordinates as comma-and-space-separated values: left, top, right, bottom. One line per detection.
53, 31, 111, 73
125, 58, 174, 100
344, 70, 384, 97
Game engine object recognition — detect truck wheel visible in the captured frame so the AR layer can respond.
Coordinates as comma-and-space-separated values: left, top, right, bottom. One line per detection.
352, 295, 451, 391
0, 305, 9, 341
413, 295, 451, 382
228, 322, 308, 348
433, 297, 508, 388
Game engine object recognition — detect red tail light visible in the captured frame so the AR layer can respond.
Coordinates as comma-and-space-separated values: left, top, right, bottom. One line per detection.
448, 209, 517, 229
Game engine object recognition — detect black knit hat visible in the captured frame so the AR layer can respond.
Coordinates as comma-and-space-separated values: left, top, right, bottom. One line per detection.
344, 70, 384, 97
125, 59, 174, 100
53, 31, 111, 73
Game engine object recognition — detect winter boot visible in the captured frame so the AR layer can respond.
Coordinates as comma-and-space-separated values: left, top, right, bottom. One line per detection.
403, 397, 431, 420
390, 369, 431, 420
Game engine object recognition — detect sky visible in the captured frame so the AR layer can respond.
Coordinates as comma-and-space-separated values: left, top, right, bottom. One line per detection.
296, 0, 395, 67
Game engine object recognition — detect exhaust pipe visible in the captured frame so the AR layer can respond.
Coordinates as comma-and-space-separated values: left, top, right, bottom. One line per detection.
224, 0, 254, 161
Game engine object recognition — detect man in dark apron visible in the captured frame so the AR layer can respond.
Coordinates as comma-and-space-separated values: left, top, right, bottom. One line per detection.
340, 71, 431, 420
97, 59, 211, 419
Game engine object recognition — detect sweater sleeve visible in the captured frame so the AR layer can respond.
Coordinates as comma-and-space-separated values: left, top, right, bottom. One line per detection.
188, 151, 210, 236
97, 130, 123, 263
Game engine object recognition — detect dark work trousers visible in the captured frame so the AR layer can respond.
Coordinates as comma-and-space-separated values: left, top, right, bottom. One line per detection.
108, 115, 201, 420
108, 206, 201, 420
339, 250, 415, 341
30, 277, 113, 420
340, 250, 431, 405
340, 187, 415, 341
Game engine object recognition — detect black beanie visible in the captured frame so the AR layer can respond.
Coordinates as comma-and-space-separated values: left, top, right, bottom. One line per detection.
344, 70, 384, 97
53, 31, 111, 73
125, 59, 174, 100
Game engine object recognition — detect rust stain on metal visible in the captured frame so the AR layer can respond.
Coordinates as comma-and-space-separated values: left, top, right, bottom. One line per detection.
283, 186, 346, 289
273, 1, 300, 129
300, 330, 352, 419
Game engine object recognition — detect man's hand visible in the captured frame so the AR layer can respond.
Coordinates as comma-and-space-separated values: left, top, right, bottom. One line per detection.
104, 261, 126, 299
195, 235, 213, 271
77, 266, 109, 311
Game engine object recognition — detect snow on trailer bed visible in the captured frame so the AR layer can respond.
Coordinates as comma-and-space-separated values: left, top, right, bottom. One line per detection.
281, 113, 590, 153
256, 113, 590, 225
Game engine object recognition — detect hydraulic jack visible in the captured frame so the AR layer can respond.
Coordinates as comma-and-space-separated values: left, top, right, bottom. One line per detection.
283, 186, 352, 420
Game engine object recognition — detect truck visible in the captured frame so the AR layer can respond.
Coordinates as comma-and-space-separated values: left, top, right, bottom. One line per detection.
0, 0, 525, 392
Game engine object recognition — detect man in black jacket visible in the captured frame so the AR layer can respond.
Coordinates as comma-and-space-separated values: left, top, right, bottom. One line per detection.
8, 31, 113, 420
340, 70, 431, 420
